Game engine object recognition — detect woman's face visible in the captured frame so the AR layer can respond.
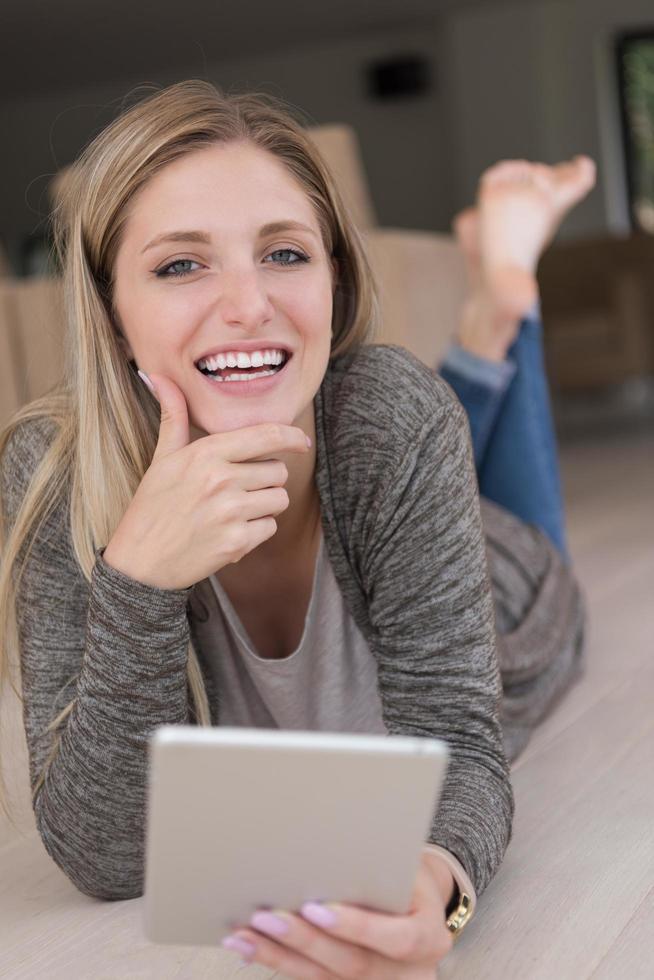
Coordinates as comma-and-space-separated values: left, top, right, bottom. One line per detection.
112, 140, 336, 436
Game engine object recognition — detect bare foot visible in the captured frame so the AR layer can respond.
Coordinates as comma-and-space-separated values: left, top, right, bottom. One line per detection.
453, 155, 596, 360
478, 155, 596, 298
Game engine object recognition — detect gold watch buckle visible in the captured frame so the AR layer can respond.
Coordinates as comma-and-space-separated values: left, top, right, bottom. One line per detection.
446, 892, 473, 940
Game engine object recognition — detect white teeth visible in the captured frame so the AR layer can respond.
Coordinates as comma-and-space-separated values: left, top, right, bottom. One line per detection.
197, 347, 288, 371
204, 369, 278, 383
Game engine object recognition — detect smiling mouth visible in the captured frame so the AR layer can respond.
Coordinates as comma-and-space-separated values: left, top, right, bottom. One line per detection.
196, 351, 291, 382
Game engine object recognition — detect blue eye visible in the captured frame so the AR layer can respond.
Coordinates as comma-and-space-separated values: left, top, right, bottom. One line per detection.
266, 248, 309, 266
154, 248, 309, 279
155, 259, 201, 278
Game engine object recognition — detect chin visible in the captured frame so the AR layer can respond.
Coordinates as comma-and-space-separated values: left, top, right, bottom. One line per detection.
194, 403, 300, 436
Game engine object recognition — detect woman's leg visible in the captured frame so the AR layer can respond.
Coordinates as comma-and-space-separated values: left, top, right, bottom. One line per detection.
440, 311, 567, 555
439, 342, 516, 470
439, 156, 596, 556
478, 309, 567, 554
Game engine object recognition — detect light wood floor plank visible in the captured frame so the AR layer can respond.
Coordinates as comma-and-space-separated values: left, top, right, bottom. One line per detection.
0, 832, 270, 979
441, 683, 654, 979
514, 555, 654, 770
589, 885, 654, 979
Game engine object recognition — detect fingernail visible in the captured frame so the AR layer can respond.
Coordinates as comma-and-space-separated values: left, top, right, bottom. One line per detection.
300, 901, 338, 928
137, 369, 156, 395
222, 934, 257, 959
250, 909, 291, 936
305, 435, 312, 448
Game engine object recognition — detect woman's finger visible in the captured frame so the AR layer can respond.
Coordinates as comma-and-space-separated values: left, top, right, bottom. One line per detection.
236, 485, 290, 522
228, 911, 380, 979
223, 863, 452, 977
299, 899, 433, 963
232, 458, 289, 491
297, 864, 452, 964
201, 421, 310, 463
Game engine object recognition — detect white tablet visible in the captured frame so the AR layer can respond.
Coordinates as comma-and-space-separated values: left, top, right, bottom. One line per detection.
143, 726, 449, 947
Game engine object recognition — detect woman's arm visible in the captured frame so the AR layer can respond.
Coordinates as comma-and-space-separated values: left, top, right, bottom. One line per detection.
1, 420, 193, 900
348, 350, 515, 898
375, 398, 512, 896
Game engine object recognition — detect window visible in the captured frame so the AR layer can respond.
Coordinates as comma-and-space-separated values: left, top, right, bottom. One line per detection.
616, 31, 654, 233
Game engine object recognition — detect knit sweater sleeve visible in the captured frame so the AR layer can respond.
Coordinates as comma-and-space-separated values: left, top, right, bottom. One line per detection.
0, 418, 192, 900
317, 346, 514, 897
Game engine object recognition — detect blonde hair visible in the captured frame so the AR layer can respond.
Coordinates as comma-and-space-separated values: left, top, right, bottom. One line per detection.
0, 79, 380, 825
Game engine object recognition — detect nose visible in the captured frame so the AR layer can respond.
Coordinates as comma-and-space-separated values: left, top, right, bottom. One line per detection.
216, 265, 274, 331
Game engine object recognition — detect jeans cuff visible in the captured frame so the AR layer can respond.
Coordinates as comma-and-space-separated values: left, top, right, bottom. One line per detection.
524, 299, 542, 323
441, 344, 517, 392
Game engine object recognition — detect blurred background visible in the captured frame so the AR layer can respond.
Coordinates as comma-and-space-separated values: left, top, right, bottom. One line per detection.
1, 7, 653, 973
1, 0, 654, 435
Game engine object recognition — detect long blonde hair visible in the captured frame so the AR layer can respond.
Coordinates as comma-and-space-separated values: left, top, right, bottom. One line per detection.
0, 79, 380, 825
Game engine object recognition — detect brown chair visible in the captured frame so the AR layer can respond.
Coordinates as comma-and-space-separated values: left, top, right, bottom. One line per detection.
538, 233, 654, 391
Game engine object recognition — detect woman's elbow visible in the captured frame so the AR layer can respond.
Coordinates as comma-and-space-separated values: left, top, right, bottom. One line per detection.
35, 812, 145, 901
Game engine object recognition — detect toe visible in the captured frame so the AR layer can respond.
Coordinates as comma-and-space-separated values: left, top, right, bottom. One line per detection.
575, 155, 597, 185
482, 160, 533, 186
453, 207, 479, 245
552, 156, 597, 206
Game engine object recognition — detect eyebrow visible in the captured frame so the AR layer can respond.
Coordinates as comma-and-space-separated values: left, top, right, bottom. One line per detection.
141, 220, 319, 255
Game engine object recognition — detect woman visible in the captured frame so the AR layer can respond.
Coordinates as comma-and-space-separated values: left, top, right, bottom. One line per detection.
0, 80, 589, 977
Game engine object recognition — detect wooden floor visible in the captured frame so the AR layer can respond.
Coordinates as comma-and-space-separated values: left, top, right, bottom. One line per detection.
442, 428, 654, 980
1, 429, 652, 979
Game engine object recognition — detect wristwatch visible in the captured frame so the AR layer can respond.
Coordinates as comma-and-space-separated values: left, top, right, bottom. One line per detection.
445, 889, 473, 939
422, 844, 476, 941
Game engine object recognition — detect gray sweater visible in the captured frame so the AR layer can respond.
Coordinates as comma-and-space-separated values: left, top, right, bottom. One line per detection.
0, 344, 514, 902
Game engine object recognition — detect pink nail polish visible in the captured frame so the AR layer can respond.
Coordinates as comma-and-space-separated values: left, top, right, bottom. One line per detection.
137, 369, 156, 395
250, 910, 290, 936
222, 934, 256, 960
300, 901, 337, 928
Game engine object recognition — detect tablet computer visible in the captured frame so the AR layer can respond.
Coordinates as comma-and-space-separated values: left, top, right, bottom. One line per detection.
143, 726, 449, 946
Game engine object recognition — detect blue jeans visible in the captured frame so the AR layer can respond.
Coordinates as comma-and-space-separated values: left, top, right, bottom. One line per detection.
439, 311, 568, 557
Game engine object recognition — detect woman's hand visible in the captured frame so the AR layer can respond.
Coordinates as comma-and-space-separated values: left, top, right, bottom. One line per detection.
222, 851, 455, 978
102, 372, 311, 590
